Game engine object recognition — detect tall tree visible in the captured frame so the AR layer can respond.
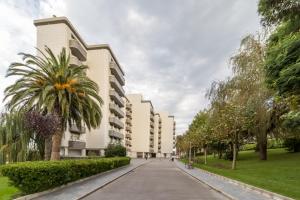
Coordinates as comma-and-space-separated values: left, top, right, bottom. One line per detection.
259, 0, 300, 150
4, 47, 103, 160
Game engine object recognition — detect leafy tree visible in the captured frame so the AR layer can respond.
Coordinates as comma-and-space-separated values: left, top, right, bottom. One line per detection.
0, 112, 32, 164
24, 111, 60, 160
4, 47, 103, 160
258, 0, 300, 26
259, 0, 300, 150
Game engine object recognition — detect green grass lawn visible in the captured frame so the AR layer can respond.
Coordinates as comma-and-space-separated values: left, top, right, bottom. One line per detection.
0, 176, 19, 200
189, 148, 300, 199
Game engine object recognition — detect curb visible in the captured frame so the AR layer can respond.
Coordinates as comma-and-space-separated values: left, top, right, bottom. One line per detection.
175, 160, 294, 200
176, 163, 235, 200
14, 160, 149, 200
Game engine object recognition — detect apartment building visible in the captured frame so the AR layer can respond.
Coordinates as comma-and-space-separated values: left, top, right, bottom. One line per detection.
126, 94, 155, 158
159, 112, 176, 158
154, 113, 162, 157
34, 16, 125, 157
124, 97, 133, 157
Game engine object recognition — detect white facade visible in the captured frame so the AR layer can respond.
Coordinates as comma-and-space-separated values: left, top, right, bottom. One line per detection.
34, 17, 125, 157
126, 94, 155, 158
34, 16, 176, 158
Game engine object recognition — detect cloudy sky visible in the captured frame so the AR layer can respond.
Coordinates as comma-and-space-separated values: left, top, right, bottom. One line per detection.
0, 0, 261, 134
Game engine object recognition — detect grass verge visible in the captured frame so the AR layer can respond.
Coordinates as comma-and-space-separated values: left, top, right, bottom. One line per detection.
0, 176, 20, 200
186, 149, 300, 200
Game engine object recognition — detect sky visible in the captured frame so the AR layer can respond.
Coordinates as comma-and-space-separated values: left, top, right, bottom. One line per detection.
0, 0, 261, 134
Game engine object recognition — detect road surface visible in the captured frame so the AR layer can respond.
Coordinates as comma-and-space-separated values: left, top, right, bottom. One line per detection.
82, 159, 227, 200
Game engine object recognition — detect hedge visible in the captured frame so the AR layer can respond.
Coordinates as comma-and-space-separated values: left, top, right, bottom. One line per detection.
0, 157, 130, 194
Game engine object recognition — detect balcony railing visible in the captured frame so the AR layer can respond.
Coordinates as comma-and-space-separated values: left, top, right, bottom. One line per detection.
150, 121, 154, 127
126, 126, 132, 132
109, 62, 125, 86
109, 76, 125, 97
69, 124, 86, 134
109, 90, 124, 107
109, 117, 124, 129
68, 140, 86, 149
69, 39, 87, 61
150, 127, 154, 133
126, 118, 132, 125
109, 103, 125, 118
125, 140, 131, 146
126, 110, 132, 118
108, 129, 124, 139
125, 133, 131, 139
70, 56, 82, 66
150, 135, 154, 140
126, 103, 132, 110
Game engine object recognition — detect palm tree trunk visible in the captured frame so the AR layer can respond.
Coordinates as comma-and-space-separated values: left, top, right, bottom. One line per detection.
50, 132, 62, 160
44, 137, 52, 160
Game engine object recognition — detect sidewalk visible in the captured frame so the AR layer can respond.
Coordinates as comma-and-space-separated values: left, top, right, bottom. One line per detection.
175, 160, 292, 200
30, 159, 148, 200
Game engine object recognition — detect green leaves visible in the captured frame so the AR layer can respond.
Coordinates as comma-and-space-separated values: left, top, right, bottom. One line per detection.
0, 157, 130, 194
4, 46, 103, 131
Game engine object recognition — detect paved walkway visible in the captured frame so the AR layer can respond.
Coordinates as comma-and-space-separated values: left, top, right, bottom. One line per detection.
33, 159, 148, 200
82, 159, 227, 200
175, 160, 277, 200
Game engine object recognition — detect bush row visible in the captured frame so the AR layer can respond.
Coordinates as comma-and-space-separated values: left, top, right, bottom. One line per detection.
0, 157, 130, 194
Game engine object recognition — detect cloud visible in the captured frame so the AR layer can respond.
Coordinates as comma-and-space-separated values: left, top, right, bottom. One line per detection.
0, 0, 261, 134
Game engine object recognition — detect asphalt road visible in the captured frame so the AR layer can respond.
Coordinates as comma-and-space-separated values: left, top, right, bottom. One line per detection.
82, 159, 227, 200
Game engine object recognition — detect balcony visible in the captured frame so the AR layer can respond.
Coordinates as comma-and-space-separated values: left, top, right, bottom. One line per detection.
70, 56, 82, 66
126, 103, 132, 110
109, 103, 125, 118
68, 140, 86, 149
150, 127, 154, 134
150, 135, 154, 140
109, 76, 125, 97
108, 129, 124, 139
126, 126, 132, 132
150, 115, 154, 122
109, 90, 124, 107
126, 118, 132, 125
125, 140, 131, 146
150, 121, 154, 128
69, 39, 87, 61
110, 62, 125, 86
149, 149, 154, 153
125, 133, 131, 139
69, 124, 86, 134
109, 117, 124, 129
126, 110, 132, 118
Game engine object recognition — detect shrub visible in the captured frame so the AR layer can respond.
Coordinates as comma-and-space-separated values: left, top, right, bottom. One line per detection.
0, 157, 130, 194
283, 138, 300, 152
241, 143, 257, 151
105, 144, 126, 157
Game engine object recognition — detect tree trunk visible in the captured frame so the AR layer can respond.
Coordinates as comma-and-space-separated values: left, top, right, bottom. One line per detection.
259, 138, 267, 160
193, 148, 196, 160
50, 132, 63, 160
204, 146, 207, 165
44, 137, 52, 160
232, 142, 237, 170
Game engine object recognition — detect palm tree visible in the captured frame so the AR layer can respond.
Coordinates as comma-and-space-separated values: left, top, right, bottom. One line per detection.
4, 47, 103, 160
